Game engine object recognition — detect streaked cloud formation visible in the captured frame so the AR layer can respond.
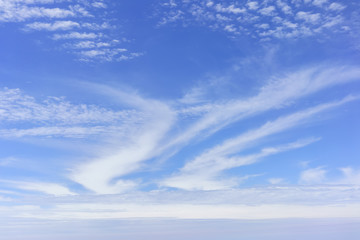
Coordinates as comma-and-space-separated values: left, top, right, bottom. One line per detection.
1, 64, 359, 199
0, 1, 359, 236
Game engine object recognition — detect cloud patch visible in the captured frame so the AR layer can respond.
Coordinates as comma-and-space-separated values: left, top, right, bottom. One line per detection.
158, 0, 353, 40
0, 0, 141, 62
299, 167, 327, 184
25, 20, 80, 31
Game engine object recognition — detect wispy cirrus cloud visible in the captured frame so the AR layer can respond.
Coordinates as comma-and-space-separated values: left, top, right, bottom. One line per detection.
0, 179, 76, 196
69, 86, 176, 194
1, 64, 359, 195
68, 65, 359, 194
162, 138, 322, 190
165, 65, 360, 156
162, 94, 357, 190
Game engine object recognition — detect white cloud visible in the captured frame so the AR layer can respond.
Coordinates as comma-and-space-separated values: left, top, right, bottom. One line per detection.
0, 156, 18, 166
6, 184, 360, 204
162, 93, 357, 191
257, 23, 270, 29
25, 20, 80, 31
328, 2, 346, 11
299, 167, 327, 184
158, 0, 350, 40
335, 167, 360, 185
2, 184, 360, 219
321, 15, 343, 28
296, 11, 321, 24
299, 166, 360, 186
276, 0, 292, 15
0, 157, 18, 167
77, 48, 138, 62
312, 0, 328, 7
0, 5, 76, 22
2, 64, 359, 194
68, 40, 113, 49
162, 138, 321, 190
0, 88, 134, 124
69, 4, 91, 17
282, 20, 297, 29
268, 178, 284, 184
3, 0, 56, 4
0, 195, 11, 201
82, 22, 112, 30
79, 48, 126, 57
166, 65, 360, 156
159, 63, 360, 191
247, 1, 259, 10
0, 126, 129, 138
0, 0, 95, 23
206, 1, 214, 7
0, 180, 76, 196
11, 203, 360, 220
259, 6, 276, 16
117, 52, 144, 62
92, 1, 107, 9
162, 0, 177, 8
0, 0, 132, 62
158, 9, 184, 25
69, 41, 97, 49
80, 49, 109, 57
69, 86, 176, 194
299, 161, 310, 168
214, 4, 246, 14
224, 24, 237, 32
0, 87, 146, 140
62, 40, 135, 62
215, 13, 231, 22
53, 32, 100, 40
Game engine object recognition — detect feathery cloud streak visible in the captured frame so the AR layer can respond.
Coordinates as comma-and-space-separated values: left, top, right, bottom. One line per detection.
0, 180, 76, 196
162, 95, 356, 190
1, 64, 359, 197
163, 65, 360, 156
67, 65, 359, 194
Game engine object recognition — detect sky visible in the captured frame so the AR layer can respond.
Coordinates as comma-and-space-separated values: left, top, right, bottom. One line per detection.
0, 0, 360, 239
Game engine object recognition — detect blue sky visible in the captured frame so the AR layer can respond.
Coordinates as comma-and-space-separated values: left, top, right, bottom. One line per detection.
0, 0, 360, 239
